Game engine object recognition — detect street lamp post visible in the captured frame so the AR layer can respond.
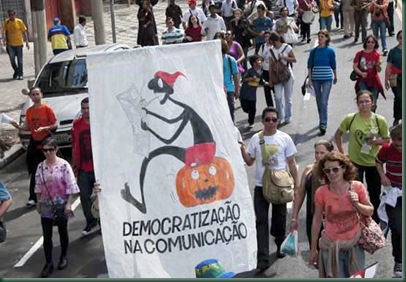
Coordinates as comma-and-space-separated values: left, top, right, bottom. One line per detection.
110, 0, 117, 43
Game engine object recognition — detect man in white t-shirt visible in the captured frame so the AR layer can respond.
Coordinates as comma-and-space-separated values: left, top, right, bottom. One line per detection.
240, 106, 299, 271
182, 0, 207, 29
276, 0, 298, 16
202, 3, 227, 40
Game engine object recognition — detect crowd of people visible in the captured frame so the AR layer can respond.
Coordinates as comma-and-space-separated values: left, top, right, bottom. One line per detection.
0, 0, 403, 279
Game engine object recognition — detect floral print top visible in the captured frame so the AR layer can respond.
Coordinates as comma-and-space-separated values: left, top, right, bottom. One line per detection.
35, 159, 79, 219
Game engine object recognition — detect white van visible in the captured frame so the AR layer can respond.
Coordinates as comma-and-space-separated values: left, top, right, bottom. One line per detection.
19, 43, 131, 148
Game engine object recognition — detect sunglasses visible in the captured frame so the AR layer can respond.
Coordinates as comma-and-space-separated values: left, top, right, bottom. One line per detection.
264, 117, 278, 123
323, 166, 342, 174
42, 148, 56, 152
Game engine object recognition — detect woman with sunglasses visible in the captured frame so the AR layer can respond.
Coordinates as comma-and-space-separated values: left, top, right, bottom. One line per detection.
290, 139, 334, 247
35, 138, 79, 277
225, 30, 246, 74
309, 151, 374, 277
334, 90, 390, 224
352, 35, 384, 112
384, 30, 402, 126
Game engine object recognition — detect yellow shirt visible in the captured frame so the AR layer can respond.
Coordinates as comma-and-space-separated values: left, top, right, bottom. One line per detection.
3, 18, 27, 46
320, 0, 334, 17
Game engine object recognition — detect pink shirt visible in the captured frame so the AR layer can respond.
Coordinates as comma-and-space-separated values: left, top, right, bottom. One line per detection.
315, 181, 367, 241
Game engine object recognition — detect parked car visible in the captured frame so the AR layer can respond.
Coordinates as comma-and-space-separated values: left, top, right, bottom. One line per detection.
19, 43, 131, 148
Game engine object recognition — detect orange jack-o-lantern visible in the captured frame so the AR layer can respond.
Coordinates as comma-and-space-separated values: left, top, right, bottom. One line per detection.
176, 157, 235, 207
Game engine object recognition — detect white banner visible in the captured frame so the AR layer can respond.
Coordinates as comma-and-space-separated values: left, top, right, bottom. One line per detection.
87, 41, 257, 278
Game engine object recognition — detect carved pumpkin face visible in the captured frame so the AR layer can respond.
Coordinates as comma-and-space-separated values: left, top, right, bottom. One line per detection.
176, 157, 235, 207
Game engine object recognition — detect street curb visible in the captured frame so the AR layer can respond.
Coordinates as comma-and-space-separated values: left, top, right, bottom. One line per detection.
0, 144, 25, 169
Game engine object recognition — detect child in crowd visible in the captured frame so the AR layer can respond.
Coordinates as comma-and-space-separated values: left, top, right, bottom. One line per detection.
239, 54, 268, 128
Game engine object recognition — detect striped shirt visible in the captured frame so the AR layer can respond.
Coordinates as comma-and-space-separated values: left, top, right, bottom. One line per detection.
307, 46, 336, 81
376, 143, 402, 188
162, 27, 184, 44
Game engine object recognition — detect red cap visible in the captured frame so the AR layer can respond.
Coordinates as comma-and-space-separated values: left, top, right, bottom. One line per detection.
188, 0, 197, 4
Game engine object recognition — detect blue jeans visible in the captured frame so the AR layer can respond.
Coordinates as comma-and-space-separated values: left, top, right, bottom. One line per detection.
6, 45, 23, 76
320, 15, 333, 31
312, 80, 332, 130
77, 170, 97, 227
372, 20, 387, 50
321, 245, 365, 277
226, 91, 235, 122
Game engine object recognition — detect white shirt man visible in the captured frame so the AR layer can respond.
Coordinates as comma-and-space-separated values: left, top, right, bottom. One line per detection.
182, 0, 207, 29
276, 0, 298, 16
202, 4, 226, 40
73, 16, 88, 48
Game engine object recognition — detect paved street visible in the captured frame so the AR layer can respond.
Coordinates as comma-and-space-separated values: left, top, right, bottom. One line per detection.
0, 0, 403, 278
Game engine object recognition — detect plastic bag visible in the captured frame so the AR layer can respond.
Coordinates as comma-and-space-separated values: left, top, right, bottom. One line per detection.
280, 231, 298, 256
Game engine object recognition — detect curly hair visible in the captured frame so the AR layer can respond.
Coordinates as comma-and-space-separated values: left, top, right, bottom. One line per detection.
317, 151, 357, 184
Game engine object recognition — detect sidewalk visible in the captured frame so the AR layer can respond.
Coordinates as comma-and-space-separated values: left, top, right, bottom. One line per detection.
0, 1, 189, 168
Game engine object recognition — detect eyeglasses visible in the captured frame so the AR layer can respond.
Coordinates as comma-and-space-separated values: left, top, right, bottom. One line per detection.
264, 117, 278, 123
323, 166, 342, 174
42, 148, 56, 152
366, 41, 375, 44
225, 33, 232, 36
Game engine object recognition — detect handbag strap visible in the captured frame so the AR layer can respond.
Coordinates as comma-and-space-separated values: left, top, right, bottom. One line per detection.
349, 181, 367, 228
270, 44, 289, 63
258, 131, 269, 166
41, 163, 57, 210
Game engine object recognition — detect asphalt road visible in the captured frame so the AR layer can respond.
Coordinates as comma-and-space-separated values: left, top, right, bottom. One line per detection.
0, 8, 402, 278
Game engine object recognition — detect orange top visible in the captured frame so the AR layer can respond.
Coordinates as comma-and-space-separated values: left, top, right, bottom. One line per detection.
26, 104, 57, 141
315, 181, 367, 241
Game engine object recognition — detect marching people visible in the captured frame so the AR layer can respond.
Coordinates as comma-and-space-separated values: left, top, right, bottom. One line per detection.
351, 0, 368, 44
165, 0, 183, 28
290, 140, 335, 247
184, 15, 204, 42
2, 9, 30, 80
202, 3, 227, 40
386, 0, 396, 36
268, 31, 296, 125
334, 90, 390, 223
71, 98, 99, 236
137, 0, 158, 46
35, 138, 79, 277
230, 8, 252, 70
182, 0, 207, 30
221, 39, 240, 122
11, 87, 58, 207
239, 54, 267, 128
161, 17, 184, 44
352, 34, 384, 112
48, 17, 71, 55
258, 31, 274, 107
298, 0, 315, 43
384, 30, 402, 126
273, 6, 299, 38
221, 0, 238, 30
376, 124, 402, 278
318, 0, 334, 31
251, 4, 273, 54
369, 0, 389, 56
307, 29, 337, 136
309, 151, 373, 278
341, 0, 354, 39
276, 0, 298, 17
240, 106, 299, 271
73, 16, 88, 48
225, 30, 246, 74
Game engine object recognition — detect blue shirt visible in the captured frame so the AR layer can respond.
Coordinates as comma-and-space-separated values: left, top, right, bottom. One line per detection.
307, 46, 336, 81
252, 17, 273, 45
48, 24, 70, 50
0, 181, 11, 202
223, 55, 239, 92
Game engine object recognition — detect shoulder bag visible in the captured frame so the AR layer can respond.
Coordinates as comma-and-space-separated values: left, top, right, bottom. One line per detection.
350, 182, 385, 254
350, 51, 363, 81
259, 131, 294, 204
269, 45, 291, 85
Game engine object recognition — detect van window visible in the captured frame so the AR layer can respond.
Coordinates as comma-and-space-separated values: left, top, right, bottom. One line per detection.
36, 59, 88, 96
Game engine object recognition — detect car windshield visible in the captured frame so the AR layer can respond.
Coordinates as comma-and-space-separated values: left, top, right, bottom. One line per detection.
36, 59, 88, 96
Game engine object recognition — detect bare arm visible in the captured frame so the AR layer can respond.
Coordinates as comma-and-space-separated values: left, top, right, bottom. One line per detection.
287, 155, 299, 188
233, 73, 240, 99
309, 204, 323, 266
240, 144, 255, 166
384, 61, 393, 90
290, 165, 312, 232
0, 199, 12, 219
23, 30, 29, 49
376, 161, 391, 186
236, 43, 245, 65
334, 128, 345, 154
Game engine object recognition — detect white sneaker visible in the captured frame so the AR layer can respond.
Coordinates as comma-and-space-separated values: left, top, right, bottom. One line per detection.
393, 262, 402, 278
26, 200, 36, 206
